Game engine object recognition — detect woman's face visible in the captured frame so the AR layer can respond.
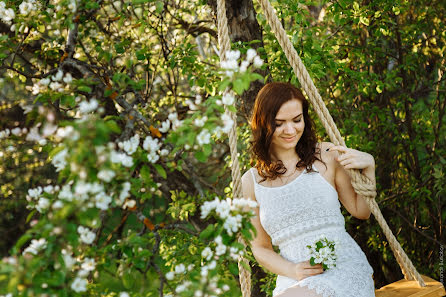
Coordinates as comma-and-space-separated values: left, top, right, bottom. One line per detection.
270, 99, 305, 154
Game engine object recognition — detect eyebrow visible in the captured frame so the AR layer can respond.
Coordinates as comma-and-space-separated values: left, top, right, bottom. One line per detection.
275, 113, 303, 121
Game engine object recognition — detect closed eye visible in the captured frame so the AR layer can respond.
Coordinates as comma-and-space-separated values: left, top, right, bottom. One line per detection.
275, 119, 302, 127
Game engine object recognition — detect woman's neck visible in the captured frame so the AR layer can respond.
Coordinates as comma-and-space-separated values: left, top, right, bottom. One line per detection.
270, 150, 300, 166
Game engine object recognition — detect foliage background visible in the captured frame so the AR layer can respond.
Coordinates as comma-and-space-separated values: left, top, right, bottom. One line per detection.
0, 0, 444, 296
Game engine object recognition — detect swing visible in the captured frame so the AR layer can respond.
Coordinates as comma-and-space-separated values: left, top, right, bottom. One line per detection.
215, 0, 446, 296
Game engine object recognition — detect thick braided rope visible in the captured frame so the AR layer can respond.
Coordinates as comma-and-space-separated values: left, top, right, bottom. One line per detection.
217, 0, 252, 296
257, 0, 425, 287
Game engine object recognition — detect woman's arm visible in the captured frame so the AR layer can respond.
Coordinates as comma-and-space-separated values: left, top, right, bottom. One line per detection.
327, 145, 375, 220
241, 172, 299, 280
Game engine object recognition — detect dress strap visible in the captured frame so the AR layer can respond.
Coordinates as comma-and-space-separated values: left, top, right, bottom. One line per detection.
311, 163, 319, 172
250, 168, 258, 184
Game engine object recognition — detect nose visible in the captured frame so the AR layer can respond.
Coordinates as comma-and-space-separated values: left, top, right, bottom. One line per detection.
284, 122, 294, 133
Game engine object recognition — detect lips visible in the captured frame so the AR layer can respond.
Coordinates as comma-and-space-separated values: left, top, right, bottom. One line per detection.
282, 136, 295, 142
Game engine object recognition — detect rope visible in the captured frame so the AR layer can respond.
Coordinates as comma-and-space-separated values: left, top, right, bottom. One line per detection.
216, 0, 426, 294
217, 0, 252, 296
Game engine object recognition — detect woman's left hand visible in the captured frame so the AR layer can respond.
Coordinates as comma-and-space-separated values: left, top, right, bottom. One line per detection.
327, 146, 375, 171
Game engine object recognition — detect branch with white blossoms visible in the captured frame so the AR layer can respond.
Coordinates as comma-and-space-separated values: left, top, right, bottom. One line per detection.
306, 236, 340, 270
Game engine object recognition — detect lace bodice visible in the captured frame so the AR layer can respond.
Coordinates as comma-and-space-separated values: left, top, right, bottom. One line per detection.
250, 165, 375, 297
251, 165, 345, 248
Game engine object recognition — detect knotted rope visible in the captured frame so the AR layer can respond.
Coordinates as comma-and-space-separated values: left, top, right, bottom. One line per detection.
216, 0, 426, 295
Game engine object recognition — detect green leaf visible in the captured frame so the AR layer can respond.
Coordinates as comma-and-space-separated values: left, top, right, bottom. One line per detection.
194, 150, 207, 163
48, 145, 66, 158
140, 165, 151, 182
199, 224, 215, 239
105, 120, 122, 134
228, 262, 238, 275
78, 85, 92, 93
241, 227, 253, 241
232, 79, 245, 95
240, 259, 251, 272
154, 164, 167, 179
123, 270, 135, 289
155, 1, 164, 14
26, 210, 36, 223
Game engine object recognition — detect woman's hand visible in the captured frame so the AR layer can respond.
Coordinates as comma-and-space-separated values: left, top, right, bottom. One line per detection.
294, 260, 324, 281
327, 146, 375, 172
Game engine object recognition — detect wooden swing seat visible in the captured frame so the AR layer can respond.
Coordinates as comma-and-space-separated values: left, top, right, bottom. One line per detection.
375, 275, 445, 297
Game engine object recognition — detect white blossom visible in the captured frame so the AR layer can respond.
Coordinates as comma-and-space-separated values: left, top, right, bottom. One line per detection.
215, 244, 226, 256
59, 184, 74, 201
143, 136, 161, 152
159, 119, 170, 133
160, 148, 169, 157
36, 197, 50, 213
165, 271, 175, 280
118, 182, 131, 205
97, 169, 115, 183
119, 293, 130, 297
222, 93, 235, 105
225, 50, 240, 61
26, 125, 45, 142
167, 112, 178, 122
11, 127, 21, 136
52, 200, 64, 209
240, 60, 249, 73
194, 116, 207, 127
110, 151, 133, 167
201, 247, 213, 261
53, 70, 63, 81
63, 73, 73, 84
147, 152, 160, 163
49, 81, 63, 92
19, 1, 35, 15
223, 214, 242, 236
68, 0, 77, 13
77, 226, 96, 244
51, 148, 68, 172
246, 48, 257, 63
23, 238, 47, 255
221, 113, 234, 134
71, 277, 87, 293
123, 199, 136, 209
81, 258, 96, 271
207, 260, 217, 270
79, 99, 98, 114
118, 134, 140, 155
94, 192, 112, 210
27, 186, 42, 199
1, 8, 15, 24
175, 263, 186, 274
196, 129, 211, 146
195, 94, 202, 105
253, 56, 264, 68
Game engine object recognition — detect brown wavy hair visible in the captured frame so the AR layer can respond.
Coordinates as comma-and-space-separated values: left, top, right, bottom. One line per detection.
249, 82, 323, 183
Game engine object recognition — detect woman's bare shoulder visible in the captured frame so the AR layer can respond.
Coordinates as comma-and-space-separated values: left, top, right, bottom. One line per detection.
241, 168, 258, 202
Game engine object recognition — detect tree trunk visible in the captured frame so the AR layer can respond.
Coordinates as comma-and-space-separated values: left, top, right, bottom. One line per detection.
207, 0, 268, 124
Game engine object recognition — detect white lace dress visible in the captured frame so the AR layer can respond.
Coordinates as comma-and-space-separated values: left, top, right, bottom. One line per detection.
250, 165, 375, 297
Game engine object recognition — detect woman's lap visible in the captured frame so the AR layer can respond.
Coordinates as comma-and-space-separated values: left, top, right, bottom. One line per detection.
275, 283, 326, 297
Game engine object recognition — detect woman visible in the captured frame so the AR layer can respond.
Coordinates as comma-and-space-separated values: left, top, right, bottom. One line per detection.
241, 82, 375, 297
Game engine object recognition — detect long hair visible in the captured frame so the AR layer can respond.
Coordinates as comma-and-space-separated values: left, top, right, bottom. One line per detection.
249, 82, 322, 183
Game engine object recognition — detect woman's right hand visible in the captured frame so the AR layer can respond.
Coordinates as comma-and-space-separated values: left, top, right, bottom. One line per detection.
294, 260, 324, 281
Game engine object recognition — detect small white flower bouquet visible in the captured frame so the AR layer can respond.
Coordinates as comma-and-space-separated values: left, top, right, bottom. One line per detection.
306, 237, 338, 270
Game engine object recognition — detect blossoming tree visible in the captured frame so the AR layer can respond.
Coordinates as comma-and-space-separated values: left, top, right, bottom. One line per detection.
0, 0, 265, 296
